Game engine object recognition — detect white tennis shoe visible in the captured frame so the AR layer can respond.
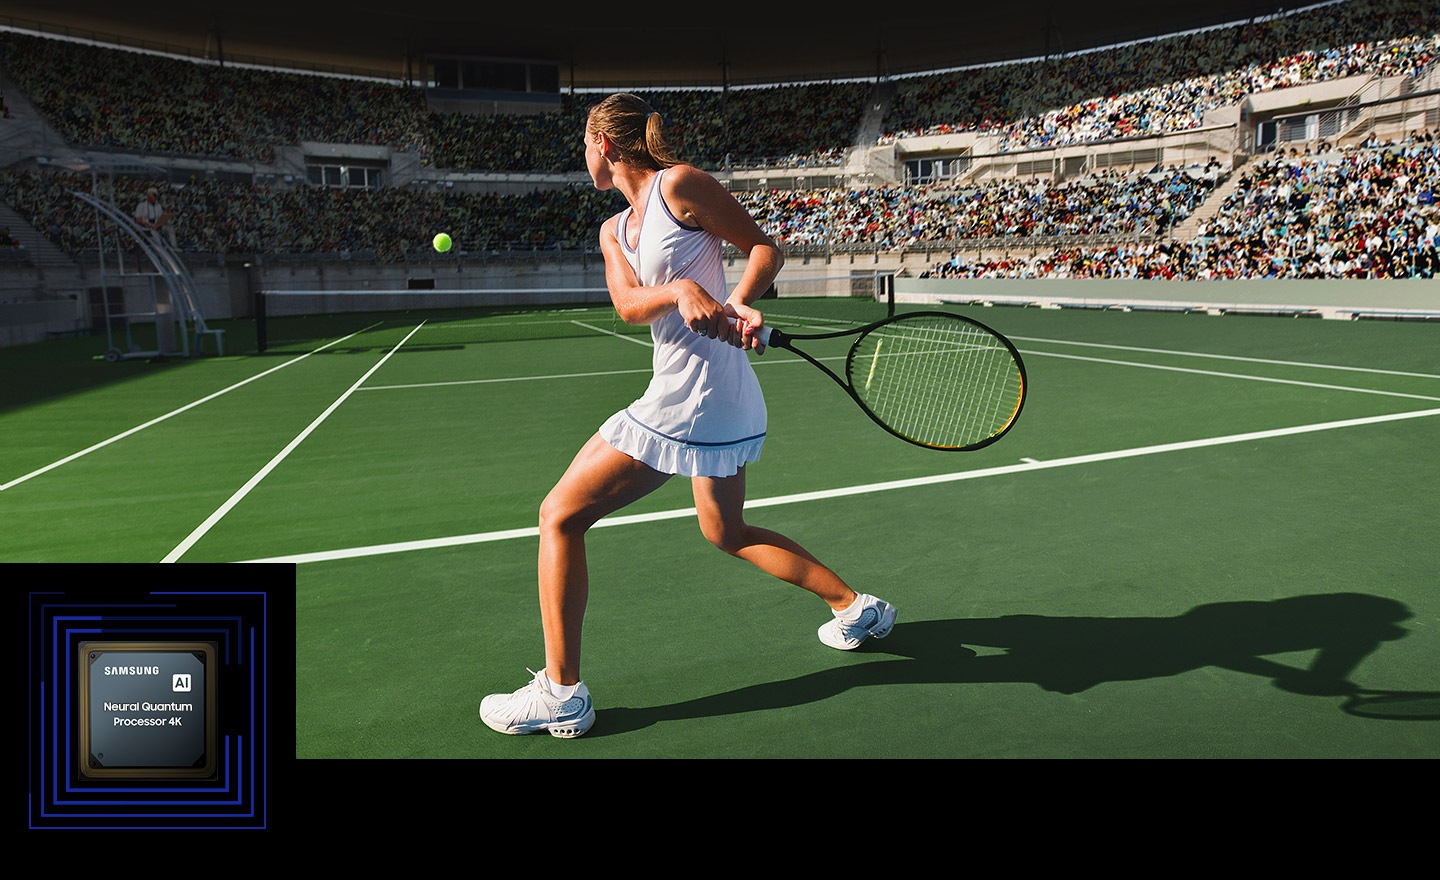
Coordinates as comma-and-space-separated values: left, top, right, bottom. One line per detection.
818, 594, 897, 650
480, 668, 595, 738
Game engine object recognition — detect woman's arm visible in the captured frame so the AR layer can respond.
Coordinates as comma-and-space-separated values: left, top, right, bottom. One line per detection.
600, 168, 779, 347
667, 165, 783, 349
666, 165, 784, 310
599, 213, 727, 334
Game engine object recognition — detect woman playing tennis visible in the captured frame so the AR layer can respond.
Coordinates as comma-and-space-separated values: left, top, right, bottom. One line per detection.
480, 93, 896, 738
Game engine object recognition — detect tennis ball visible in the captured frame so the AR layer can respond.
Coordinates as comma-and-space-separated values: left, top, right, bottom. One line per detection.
433, 232, 452, 253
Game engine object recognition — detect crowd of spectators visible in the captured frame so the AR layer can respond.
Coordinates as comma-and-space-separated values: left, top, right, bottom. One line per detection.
919, 132, 1440, 279
0, 33, 428, 165
738, 160, 1224, 249
0, 31, 864, 173
0, 0, 1437, 279
423, 86, 862, 172
0, 2, 1434, 173
882, 0, 1439, 153
0, 156, 1224, 260
0, 168, 627, 262
3, 128, 1436, 279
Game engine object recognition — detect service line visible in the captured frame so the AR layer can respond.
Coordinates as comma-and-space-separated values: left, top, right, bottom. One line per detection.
239, 406, 1440, 565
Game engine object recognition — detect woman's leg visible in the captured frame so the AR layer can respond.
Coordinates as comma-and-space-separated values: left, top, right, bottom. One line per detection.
691, 466, 857, 611
538, 433, 671, 685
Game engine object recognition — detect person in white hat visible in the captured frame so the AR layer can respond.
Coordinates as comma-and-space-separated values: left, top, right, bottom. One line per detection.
133, 186, 175, 245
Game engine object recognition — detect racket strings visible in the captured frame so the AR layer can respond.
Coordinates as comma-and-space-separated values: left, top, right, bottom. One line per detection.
850, 315, 1024, 449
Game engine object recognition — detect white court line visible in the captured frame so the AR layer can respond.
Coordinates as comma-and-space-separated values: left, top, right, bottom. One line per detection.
163, 324, 426, 563
238, 406, 1440, 565
571, 320, 654, 346
360, 346, 1437, 402
0, 328, 376, 492
1013, 335, 1440, 380
1027, 350, 1440, 402
359, 348, 813, 392
363, 367, 653, 391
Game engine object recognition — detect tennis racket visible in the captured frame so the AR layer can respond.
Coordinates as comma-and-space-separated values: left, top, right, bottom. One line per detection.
745, 310, 1027, 451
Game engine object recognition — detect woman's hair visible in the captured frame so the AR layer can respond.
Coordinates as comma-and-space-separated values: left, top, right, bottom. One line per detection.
587, 93, 681, 170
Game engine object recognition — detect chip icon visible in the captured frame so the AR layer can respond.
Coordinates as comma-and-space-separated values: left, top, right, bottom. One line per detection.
78, 642, 218, 779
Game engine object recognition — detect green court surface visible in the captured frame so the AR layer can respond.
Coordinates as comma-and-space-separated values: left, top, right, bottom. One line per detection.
3, 301, 1437, 759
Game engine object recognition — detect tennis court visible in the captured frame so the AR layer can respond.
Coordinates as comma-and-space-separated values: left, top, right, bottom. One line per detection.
3, 293, 1437, 758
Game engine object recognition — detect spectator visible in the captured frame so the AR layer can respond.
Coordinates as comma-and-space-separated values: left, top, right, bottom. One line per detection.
133, 186, 175, 247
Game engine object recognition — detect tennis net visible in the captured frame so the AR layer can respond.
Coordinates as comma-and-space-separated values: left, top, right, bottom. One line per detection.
255, 272, 893, 352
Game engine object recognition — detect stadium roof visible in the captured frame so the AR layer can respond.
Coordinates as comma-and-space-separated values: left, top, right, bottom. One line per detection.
0, 1, 1305, 88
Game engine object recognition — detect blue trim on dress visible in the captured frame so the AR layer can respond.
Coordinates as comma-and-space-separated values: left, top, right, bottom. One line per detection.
623, 409, 765, 447
618, 207, 637, 256
655, 170, 703, 231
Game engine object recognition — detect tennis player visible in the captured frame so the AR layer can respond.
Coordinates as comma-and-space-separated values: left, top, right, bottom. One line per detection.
480, 93, 897, 738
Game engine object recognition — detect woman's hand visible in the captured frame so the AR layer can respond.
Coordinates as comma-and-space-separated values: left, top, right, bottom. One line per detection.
724, 300, 766, 354
675, 281, 744, 347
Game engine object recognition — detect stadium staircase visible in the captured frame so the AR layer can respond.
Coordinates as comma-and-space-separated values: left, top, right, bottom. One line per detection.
0, 66, 71, 165
0, 200, 82, 271
0, 65, 83, 275
856, 82, 898, 148
1167, 157, 1249, 241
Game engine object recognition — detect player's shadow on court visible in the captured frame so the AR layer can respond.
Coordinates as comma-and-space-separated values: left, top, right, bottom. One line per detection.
593, 593, 1418, 736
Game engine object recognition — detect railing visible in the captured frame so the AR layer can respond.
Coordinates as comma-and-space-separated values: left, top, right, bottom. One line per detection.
1262, 85, 1440, 151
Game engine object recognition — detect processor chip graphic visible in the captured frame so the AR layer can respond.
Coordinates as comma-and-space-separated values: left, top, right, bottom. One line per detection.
78, 642, 218, 779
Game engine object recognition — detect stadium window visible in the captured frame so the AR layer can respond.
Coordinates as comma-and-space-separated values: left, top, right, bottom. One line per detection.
906, 157, 965, 185
458, 58, 530, 92
348, 166, 383, 189
306, 162, 384, 190
427, 54, 559, 96
1256, 121, 1278, 150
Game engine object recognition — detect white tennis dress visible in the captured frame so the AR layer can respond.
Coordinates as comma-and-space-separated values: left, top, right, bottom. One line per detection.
599, 167, 766, 477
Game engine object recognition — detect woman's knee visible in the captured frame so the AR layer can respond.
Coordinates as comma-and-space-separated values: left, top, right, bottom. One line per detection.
539, 488, 592, 535
700, 515, 749, 555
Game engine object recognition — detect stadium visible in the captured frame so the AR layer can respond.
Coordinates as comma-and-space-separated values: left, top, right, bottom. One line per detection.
5, 1, 1436, 767
3, 0, 1436, 348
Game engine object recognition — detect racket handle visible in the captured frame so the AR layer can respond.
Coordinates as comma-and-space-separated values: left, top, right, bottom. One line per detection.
725, 316, 773, 346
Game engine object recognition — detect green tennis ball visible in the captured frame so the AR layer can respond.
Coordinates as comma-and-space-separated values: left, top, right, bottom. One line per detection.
433, 232, 452, 252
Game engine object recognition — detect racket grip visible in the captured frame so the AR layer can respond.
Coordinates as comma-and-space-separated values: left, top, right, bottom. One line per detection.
726, 316, 773, 346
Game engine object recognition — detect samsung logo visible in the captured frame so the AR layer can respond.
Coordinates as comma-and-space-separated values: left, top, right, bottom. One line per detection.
103, 666, 160, 675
